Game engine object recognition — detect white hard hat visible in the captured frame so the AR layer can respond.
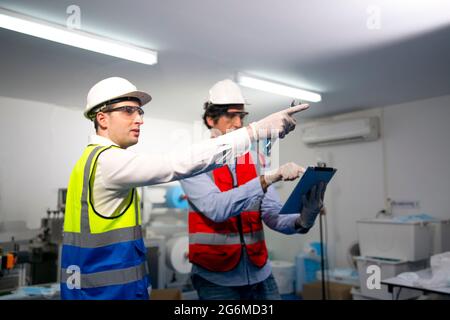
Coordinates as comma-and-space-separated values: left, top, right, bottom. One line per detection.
84, 77, 152, 119
207, 79, 248, 105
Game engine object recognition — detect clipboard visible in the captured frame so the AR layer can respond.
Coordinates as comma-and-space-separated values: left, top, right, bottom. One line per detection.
279, 166, 337, 214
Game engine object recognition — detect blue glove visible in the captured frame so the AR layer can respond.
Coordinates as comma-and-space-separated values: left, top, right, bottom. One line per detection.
297, 182, 326, 229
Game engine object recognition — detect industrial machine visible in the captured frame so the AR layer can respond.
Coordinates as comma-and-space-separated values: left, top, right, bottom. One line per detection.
0, 247, 19, 295
0, 189, 65, 296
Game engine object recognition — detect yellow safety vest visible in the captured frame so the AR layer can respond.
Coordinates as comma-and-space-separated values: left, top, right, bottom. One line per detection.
61, 145, 149, 300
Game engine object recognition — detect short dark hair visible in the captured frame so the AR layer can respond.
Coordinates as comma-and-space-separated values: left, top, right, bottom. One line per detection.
202, 103, 245, 129
94, 117, 100, 131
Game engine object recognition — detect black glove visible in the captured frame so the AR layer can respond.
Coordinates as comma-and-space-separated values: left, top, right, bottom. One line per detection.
296, 182, 326, 230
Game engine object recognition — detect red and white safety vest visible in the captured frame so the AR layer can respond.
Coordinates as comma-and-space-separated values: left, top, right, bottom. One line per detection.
188, 152, 269, 272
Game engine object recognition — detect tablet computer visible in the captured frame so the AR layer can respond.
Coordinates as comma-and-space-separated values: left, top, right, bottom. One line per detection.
279, 166, 337, 214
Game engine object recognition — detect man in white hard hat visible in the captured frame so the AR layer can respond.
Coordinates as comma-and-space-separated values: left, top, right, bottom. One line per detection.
61, 77, 309, 300
180, 79, 325, 300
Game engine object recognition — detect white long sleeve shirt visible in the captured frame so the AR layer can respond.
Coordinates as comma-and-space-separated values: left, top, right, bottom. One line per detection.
88, 128, 251, 217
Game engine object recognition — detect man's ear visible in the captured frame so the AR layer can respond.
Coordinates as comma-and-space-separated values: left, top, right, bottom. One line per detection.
206, 116, 215, 128
96, 112, 108, 130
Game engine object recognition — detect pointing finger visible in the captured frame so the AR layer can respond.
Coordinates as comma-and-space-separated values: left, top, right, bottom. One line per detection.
285, 104, 310, 115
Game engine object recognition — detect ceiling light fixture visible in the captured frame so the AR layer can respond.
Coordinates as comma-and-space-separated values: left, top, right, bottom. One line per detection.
237, 74, 321, 103
0, 7, 157, 65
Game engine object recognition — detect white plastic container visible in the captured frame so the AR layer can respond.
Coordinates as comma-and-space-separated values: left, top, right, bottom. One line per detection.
356, 218, 433, 261
355, 256, 426, 300
271, 260, 295, 295
429, 219, 450, 254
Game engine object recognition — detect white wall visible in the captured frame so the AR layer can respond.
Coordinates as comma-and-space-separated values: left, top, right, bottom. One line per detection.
0, 96, 192, 228
383, 96, 450, 219
266, 94, 450, 268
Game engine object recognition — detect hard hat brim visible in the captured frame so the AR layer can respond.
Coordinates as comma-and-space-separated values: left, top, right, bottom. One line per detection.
84, 90, 152, 119
208, 97, 251, 106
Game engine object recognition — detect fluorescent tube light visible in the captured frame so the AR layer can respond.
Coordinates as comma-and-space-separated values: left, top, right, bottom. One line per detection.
237, 74, 321, 103
0, 7, 157, 65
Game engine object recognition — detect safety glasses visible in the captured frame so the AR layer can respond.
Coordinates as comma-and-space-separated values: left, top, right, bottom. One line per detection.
101, 105, 144, 117
225, 111, 248, 120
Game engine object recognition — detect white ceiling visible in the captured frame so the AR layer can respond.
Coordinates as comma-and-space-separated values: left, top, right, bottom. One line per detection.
0, 0, 449, 122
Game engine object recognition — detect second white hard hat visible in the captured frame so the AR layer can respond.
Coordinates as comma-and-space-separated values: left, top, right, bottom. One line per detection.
207, 79, 248, 105
84, 77, 152, 119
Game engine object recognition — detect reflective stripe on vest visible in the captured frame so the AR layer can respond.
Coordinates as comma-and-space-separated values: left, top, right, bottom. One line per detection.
61, 261, 148, 289
63, 226, 142, 248
189, 230, 265, 245
61, 145, 148, 297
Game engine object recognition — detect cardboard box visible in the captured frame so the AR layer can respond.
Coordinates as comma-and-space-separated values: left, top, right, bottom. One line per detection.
300, 281, 353, 300
150, 288, 182, 300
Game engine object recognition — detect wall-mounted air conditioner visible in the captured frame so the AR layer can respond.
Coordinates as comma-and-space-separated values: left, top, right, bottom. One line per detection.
301, 116, 380, 146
